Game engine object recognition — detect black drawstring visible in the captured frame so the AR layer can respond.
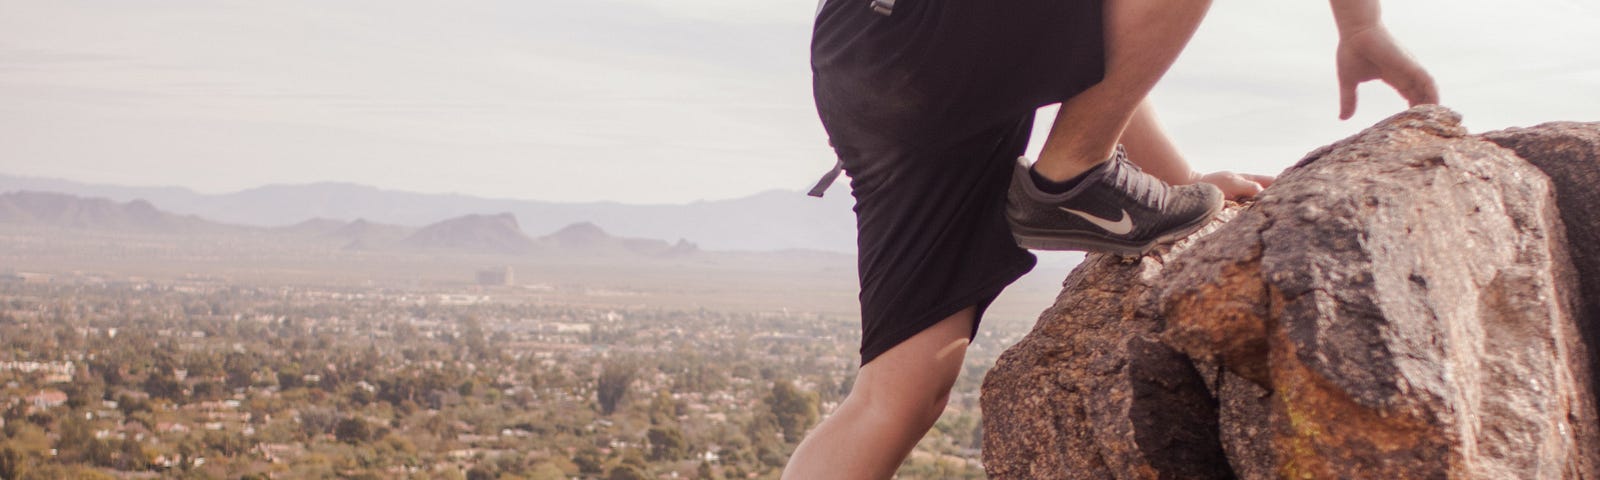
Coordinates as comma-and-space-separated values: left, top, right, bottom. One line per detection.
807, 158, 844, 198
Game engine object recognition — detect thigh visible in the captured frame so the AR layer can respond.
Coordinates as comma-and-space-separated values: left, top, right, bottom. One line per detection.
812, 0, 1106, 152
844, 115, 1038, 365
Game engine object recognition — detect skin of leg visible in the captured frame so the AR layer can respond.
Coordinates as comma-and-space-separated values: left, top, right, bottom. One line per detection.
781, 307, 977, 480
1032, 0, 1214, 181
1125, 99, 1279, 198
1119, 99, 1200, 186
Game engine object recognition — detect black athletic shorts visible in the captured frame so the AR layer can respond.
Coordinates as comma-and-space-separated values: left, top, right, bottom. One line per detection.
810, 0, 1106, 365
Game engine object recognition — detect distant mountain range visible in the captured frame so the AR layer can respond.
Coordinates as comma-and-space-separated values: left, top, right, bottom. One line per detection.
0, 191, 227, 234
0, 174, 857, 252
0, 191, 700, 258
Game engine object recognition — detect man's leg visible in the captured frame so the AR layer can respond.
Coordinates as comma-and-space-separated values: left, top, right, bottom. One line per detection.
782, 307, 976, 480
1031, 0, 1214, 181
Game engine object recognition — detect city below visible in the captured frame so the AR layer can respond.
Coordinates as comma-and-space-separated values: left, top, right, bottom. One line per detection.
0, 189, 1066, 479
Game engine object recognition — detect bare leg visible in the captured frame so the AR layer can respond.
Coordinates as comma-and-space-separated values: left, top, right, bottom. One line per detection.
781, 307, 976, 480
1122, 99, 1279, 198
787, 2, 1214, 477
1032, 0, 1213, 181
1120, 100, 1198, 186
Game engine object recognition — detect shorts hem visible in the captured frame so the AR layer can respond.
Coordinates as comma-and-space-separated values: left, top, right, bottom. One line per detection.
859, 254, 1036, 366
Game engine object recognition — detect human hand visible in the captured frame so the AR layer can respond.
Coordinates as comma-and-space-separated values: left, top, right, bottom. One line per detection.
1196, 171, 1276, 200
1335, 25, 1439, 120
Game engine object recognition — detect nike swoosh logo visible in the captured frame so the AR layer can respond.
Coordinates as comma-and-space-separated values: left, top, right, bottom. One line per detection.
1059, 207, 1134, 235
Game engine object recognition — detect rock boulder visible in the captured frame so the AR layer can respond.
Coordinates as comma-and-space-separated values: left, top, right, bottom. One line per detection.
982, 106, 1600, 479
980, 210, 1238, 479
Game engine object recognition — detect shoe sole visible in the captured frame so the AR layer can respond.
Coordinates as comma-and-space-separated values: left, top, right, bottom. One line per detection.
1011, 196, 1225, 255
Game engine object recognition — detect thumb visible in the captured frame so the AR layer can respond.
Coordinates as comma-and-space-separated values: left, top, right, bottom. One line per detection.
1339, 79, 1358, 120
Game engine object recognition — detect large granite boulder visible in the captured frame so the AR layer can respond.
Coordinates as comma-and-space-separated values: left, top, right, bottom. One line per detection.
982, 106, 1600, 479
980, 209, 1239, 480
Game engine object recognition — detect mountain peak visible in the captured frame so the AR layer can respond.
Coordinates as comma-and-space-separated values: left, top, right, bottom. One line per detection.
398, 213, 536, 254
543, 222, 614, 248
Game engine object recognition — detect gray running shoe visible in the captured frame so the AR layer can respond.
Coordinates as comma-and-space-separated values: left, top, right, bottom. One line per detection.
1007, 146, 1224, 255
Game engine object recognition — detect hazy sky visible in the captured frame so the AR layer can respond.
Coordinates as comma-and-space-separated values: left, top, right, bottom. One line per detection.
2, 0, 1597, 204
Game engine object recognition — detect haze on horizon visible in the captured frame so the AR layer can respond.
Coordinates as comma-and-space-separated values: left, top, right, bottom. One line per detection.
2, 0, 1597, 205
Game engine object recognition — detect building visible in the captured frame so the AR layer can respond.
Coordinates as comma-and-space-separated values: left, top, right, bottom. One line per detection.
0, 361, 75, 383
27, 389, 68, 410
476, 266, 514, 286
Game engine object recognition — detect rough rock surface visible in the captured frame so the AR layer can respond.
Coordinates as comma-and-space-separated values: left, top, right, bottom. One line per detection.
1485, 123, 1600, 416
980, 210, 1239, 480
982, 106, 1600, 479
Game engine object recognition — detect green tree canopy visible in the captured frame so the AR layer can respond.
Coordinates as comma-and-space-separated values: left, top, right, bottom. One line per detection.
607, 465, 650, 480
646, 425, 688, 461
596, 361, 635, 416
334, 417, 373, 445
766, 380, 819, 443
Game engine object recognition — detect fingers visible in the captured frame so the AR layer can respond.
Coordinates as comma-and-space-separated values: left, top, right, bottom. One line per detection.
1241, 173, 1276, 189
1339, 78, 1359, 120
1227, 181, 1265, 200
1397, 70, 1439, 107
1337, 26, 1440, 119
1230, 176, 1265, 200
1200, 172, 1266, 200
1349, 65, 1439, 117
1343, 64, 1439, 118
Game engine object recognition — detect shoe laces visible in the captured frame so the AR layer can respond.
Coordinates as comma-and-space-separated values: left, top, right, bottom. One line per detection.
1104, 146, 1170, 209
